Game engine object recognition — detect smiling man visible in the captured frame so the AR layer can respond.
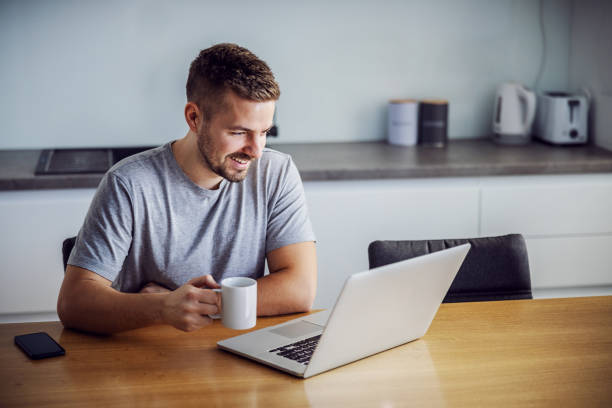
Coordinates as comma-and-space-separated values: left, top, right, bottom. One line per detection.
57, 44, 317, 334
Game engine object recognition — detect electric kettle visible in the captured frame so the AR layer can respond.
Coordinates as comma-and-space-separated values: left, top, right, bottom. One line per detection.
492, 82, 536, 145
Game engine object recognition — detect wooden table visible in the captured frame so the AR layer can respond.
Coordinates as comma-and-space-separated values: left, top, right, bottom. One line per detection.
1, 296, 611, 407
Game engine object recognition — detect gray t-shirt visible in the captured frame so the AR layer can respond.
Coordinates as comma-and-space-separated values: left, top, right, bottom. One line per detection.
68, 142, 316, 292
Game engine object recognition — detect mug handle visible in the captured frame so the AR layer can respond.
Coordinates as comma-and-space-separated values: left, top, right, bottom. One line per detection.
208, 288, 222, 319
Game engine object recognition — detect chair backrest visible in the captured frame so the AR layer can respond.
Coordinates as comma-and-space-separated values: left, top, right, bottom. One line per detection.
368, 234, 532, 303
62, 236, 77, 271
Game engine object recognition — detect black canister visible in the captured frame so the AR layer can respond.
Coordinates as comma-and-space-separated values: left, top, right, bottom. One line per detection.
418, 100, 448, 147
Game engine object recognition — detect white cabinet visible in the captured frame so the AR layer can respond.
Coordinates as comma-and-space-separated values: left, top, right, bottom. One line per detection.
480, 175, 612, 236
305, 178, 480, 308
0, 189, 96, 318
479, 174, 612, 289
305, 174, 612, 308
525, 235, 612, 287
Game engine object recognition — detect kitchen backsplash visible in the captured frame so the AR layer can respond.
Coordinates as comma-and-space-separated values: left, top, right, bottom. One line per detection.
0, 0, 573, 149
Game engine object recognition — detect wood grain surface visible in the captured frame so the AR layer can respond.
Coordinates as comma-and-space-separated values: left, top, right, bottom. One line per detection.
1, 296, 611, 407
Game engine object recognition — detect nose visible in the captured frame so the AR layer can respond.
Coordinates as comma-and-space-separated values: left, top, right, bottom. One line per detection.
243, 133, 265, 159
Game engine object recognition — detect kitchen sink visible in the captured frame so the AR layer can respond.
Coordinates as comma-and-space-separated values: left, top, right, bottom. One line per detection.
35, 146, 157, 175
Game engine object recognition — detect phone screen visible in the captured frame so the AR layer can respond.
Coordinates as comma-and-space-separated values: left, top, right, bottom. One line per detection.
15, 332, 65, 359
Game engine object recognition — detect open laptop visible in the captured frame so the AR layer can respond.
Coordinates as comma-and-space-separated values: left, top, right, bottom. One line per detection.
217, 243, 471, 378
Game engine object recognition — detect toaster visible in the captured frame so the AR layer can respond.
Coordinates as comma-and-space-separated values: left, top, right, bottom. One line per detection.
534, 92, 588, 145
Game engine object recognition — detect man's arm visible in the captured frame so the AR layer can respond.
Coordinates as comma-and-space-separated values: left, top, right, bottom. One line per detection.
257, 241, 317, 316
57, 265, 220, 334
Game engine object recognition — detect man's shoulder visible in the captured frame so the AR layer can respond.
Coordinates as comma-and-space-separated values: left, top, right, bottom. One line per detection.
260, 147, 292, 161
107, 144, 170, 182
249, 148, 303, 195
258, 147, 294, 171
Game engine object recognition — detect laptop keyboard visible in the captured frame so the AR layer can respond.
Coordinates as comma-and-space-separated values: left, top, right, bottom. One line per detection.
269, 335, 321, 365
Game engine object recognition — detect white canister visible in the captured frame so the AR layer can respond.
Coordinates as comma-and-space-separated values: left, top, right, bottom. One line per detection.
388, 99, 419, 146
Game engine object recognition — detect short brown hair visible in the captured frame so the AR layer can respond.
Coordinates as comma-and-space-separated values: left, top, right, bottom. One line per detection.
186, 43, 280, 118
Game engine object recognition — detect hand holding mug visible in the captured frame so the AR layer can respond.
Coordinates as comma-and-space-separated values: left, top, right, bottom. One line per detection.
161, 275, 221, 332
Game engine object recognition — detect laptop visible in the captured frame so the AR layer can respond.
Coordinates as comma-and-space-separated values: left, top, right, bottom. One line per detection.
217, 243, 471, 378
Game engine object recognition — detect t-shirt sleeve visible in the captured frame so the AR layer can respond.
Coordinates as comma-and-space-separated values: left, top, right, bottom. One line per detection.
265, 157, 316, 253
67, 172, 133, 282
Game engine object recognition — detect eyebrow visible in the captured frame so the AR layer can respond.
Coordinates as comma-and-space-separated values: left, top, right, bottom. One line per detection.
228, 125, 274, 133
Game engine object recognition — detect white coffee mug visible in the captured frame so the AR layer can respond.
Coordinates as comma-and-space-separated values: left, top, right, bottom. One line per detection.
209, 277, 257, 330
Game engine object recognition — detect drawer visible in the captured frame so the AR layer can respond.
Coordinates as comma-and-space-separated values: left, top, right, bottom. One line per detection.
481, 176, 612, 236
526, 235, 612, 288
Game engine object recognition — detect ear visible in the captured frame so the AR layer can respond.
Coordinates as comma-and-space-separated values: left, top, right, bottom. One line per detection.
184, 102, 202, 132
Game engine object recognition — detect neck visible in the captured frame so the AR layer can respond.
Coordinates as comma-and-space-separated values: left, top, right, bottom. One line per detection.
172, 132, 223, 190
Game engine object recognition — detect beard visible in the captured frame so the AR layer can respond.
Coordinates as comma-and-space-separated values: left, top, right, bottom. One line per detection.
196, 126, 252, 183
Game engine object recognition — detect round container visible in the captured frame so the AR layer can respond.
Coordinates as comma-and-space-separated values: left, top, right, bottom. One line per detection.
388, 99, 419, 146
419, 99, 448, 147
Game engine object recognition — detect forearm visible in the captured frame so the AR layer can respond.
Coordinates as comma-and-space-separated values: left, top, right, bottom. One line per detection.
58, 280, 166, 334
256, 268, 316, 316
259, 241, 317, 316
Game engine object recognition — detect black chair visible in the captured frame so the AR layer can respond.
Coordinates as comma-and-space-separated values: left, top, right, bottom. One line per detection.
368, 234, 532, 303
62, 236, 77, 271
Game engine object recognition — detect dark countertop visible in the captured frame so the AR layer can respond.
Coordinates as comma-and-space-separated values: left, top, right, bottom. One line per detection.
2, 139, 612, 191
273, 139, 612, 181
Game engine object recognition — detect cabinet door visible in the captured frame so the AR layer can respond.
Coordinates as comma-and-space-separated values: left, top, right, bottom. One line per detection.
0, 189, 95, 315
304, 178, 479, 308
480, 174, 612, 288
481, 175, 612, 236
526, 235, 612, 288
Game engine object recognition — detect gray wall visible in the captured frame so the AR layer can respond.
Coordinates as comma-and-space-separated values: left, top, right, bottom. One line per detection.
1, 0, 573, 149
569, 0, 612, 151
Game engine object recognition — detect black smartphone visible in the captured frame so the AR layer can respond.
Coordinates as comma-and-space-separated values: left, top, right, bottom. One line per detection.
14, 332, 65, 360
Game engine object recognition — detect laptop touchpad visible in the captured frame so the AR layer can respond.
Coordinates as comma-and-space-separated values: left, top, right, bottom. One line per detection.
270, 321, 323, 339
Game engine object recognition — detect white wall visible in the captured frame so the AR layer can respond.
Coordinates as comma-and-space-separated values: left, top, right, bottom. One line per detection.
568, 0, 612, 151
0, 0, 571, 149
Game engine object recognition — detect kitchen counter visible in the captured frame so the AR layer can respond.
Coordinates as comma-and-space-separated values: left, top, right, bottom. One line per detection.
2, 139, 612, 190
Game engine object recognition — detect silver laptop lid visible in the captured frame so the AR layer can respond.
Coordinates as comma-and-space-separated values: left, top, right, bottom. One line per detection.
304, 243, 470, 378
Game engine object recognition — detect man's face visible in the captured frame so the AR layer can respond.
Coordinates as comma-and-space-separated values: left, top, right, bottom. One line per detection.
196, 91, 275, 183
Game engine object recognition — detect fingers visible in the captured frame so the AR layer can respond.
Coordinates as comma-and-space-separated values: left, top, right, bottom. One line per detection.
203, 274, 221, 289
193, 301, 219, 316
162, 285, 220, 331
162, 278, 224, 332
186, 276, 221, 313
187, 275, 209, 287
184, 285, 218, 305
181, 286, 221, 316
188, 275, 220, 289
177, 314, 214, 332
179, 289, 219, 330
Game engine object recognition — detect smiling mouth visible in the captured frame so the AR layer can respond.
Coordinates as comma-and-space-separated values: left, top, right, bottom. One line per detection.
230, 156, 249, 165
228, 154, 252, 168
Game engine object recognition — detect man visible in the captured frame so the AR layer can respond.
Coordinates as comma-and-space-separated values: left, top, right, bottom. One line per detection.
57, 43, 317, 334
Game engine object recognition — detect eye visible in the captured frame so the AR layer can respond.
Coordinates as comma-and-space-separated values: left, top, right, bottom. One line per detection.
230, 131, 246, 136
